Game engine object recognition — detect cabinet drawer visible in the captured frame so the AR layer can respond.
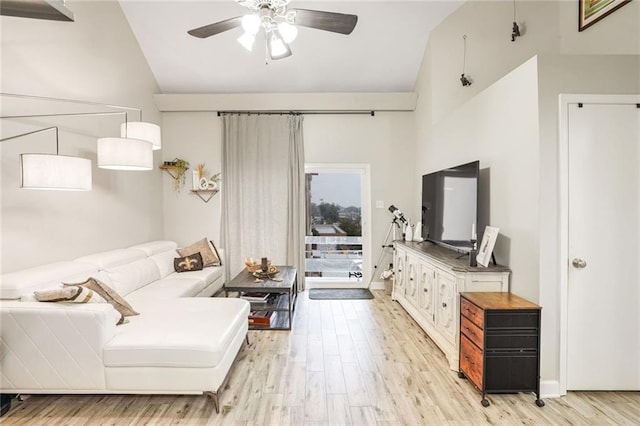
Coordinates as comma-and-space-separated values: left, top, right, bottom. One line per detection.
486, 311, 539, 329
460, 315, 484, 349
485, 353, 538, 392
460, 334, 483, 390
461, 298, 484, 328
486, 330, 539, 351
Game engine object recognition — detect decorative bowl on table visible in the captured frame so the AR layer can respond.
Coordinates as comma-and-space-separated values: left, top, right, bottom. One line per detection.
244, 258, 273, 273
251, 265, 279, 279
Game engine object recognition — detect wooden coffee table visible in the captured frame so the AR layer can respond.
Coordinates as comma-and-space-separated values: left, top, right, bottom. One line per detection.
224, 266, 297, 330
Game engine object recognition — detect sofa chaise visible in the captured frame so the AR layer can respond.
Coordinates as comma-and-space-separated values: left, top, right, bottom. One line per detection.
0, 240, 250, 414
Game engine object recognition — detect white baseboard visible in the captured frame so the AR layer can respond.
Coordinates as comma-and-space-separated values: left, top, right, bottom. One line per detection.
540, 380, 562, 398
369, 281, 387, 290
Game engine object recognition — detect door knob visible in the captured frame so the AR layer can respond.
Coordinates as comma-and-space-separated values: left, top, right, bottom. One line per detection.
572, 258, 587, 269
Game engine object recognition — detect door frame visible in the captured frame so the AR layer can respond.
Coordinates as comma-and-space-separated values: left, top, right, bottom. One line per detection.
558, 94, 640, 395
304, 163, 371, 289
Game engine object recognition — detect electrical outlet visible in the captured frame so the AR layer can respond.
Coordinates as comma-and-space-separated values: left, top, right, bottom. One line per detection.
375, 200, 384, 209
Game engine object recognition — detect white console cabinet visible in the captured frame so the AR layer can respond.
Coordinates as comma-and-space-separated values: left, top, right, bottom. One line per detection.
392, 241, 510, 370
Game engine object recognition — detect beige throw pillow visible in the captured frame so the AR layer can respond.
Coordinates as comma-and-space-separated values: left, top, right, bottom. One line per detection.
64, 277, 139, 325
178, 238, 220, 267
34, 286, 106, 303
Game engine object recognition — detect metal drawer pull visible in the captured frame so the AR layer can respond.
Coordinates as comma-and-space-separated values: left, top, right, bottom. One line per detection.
442, 302, 447, 308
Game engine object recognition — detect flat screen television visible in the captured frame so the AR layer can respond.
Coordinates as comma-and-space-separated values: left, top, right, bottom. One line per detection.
421, 160, 479, 251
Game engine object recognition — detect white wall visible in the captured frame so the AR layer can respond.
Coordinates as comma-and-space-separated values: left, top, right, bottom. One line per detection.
304, 113, 415, 285
161, 112, 222, 247
0, 0, 163, 272
418, 56, 541, 300
161, 111, 415, 282
413, 0, 639, 393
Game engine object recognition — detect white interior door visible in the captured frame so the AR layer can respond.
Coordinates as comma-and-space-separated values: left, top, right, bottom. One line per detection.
567, 102, 640, 390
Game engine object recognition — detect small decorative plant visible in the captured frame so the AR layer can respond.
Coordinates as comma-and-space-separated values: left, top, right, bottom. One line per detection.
172, 158, 189, 192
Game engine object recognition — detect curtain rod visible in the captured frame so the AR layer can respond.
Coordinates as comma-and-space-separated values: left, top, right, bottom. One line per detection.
217, 110, 375, 117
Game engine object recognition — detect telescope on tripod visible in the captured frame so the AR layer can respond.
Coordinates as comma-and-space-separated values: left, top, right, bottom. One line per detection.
366, 204, 408, 289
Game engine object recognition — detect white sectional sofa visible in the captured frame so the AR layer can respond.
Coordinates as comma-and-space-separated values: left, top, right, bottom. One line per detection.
0, 241, 250, 414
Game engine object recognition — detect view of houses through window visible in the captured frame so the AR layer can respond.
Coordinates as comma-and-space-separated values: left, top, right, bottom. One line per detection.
305, 170, 363, 284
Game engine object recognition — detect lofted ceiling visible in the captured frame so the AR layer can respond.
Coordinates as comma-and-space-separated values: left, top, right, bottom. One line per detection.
118, 0, 463, 94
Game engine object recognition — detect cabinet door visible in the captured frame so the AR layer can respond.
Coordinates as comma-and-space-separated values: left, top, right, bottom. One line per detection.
436, 271, 456, 340
418, 260, 435, 322
405, 254, 419, 307
393, 249, 406, 298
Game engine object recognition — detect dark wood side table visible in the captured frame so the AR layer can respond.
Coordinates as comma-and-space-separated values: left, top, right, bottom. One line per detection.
225, 266, 297, 330
458, 292, 544, 407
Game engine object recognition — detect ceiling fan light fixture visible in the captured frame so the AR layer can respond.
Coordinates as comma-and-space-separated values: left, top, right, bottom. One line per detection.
278, 22, 298, 43
269, 33, 288, 58
237, 31, 256, 51
241, 13, 261, 34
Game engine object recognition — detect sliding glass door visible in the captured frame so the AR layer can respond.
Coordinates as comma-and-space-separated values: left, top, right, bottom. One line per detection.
304, 164, 370, 288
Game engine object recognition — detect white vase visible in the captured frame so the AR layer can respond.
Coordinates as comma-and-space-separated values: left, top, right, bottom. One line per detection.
404, 223, 413, 241
192, 171, 199, 190
413, 221, 423, 242
207, 180, 218, 190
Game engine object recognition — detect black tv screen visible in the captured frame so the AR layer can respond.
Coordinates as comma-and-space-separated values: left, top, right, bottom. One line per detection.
421, 160, 479, 250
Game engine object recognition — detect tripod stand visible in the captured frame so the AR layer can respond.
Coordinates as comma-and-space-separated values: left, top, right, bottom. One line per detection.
367, 218, 403, 289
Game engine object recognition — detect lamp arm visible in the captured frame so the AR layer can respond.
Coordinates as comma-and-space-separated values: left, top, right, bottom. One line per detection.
0, 126, 60, 154
0, 111, 128, 121
0, 92, 143, 121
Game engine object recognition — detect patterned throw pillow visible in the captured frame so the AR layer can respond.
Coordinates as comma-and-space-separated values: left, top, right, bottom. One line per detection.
174, 252, 204, 273
177, 237, 221, 267
34, 286, 106, 303
64, 277, 139, 325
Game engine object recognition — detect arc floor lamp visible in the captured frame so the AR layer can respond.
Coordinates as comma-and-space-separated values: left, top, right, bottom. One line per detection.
0, 92, 162, 191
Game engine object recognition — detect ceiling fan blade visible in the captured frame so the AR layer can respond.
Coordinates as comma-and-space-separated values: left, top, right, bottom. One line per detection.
188, 16, 242, 38
290, 9, 358, 35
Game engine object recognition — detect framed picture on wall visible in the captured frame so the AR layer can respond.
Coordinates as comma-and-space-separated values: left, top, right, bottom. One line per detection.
579, 0, 632, 31
477, 226, 500, 267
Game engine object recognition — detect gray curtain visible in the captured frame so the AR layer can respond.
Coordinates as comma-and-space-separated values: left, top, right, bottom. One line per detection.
221, 114, 306, 290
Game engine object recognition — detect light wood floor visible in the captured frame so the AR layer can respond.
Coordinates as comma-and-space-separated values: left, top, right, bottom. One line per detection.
2, 290, 639, 425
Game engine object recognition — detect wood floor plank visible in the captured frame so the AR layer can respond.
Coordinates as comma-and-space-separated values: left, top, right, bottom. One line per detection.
342, 362, 371, 407
2, 290, 639, 425
323, 354, 347, 394
304, 371, 328, 422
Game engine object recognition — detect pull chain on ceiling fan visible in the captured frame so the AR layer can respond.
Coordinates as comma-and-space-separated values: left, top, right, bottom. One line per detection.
187, 0, 358, 60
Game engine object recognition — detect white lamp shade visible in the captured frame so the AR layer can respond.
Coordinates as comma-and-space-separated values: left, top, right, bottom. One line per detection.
97, 137, 153, 170
241, 14, 261, 34
120, 122, 161, 150
20, 154, 92, 191
238, 32, 256, 51
270, 34, 287, 57
278, 22, 298, 43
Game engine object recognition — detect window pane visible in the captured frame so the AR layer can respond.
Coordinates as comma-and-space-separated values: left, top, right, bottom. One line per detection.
305, 172, 362, 282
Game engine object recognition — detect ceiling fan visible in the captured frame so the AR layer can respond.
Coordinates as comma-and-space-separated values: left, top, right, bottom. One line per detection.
187, 0, 358, 60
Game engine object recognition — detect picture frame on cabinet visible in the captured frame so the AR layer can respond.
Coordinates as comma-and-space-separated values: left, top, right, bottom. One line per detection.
579, 0, 631, 31
476, 226, 499, 267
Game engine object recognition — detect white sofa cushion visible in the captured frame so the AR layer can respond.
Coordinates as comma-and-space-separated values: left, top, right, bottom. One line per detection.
0, 262, 98, 300
124, 277, 204, 308
103, 298, 250, 368
129, 241, 178, 256
168, 267, 224, 287
104, 258, 161, 297
75, 248, 146, 270
150, 250, 178, 279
